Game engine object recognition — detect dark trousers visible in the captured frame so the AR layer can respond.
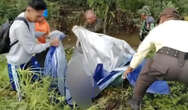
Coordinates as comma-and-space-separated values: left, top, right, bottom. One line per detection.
8, 49, 48, 91
133, 53, 188, 100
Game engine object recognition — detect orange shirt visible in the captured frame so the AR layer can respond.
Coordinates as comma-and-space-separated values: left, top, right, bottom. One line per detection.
35, 19, 50, 43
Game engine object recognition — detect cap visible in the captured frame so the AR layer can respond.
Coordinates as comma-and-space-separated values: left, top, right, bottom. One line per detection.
43, 9, 48, 18
160, 8, 180, 19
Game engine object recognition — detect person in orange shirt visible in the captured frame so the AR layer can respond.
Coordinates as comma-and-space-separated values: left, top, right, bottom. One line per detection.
34, 9, 50, 67
35, 9, 50, 43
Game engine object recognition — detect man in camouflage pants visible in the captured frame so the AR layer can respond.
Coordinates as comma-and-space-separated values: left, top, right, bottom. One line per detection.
139, 6, 155, 41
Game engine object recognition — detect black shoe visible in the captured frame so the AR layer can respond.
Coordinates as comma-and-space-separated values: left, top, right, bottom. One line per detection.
127, 98, 141, 110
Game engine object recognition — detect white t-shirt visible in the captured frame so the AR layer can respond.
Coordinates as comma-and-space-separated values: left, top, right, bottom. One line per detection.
130, 20, 188, 68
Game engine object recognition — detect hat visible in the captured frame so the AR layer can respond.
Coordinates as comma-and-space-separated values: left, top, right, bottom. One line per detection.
43, 9, 48, 18
138, 5, 151, 16
160, 8, 180, 19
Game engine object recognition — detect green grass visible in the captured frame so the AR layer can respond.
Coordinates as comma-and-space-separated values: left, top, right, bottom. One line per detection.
1, 53, 188, 110
0, 55, 71, 110
88, 81, 188, 110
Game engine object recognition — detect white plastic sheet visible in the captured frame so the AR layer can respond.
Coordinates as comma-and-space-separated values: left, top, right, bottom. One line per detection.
67, 26, 136, 108
73, 26, 135, 74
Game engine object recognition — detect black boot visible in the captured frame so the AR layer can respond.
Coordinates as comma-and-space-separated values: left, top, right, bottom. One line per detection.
127, 98, 141, 110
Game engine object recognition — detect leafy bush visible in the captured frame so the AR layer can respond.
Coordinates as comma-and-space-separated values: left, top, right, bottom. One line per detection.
0, 55, 69, 110
0, 0, 27, 25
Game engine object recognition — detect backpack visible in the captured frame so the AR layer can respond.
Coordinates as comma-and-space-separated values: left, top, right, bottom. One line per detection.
0, 17, 30, 54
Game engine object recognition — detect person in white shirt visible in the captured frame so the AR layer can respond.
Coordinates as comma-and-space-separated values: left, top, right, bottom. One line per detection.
123, 8, 188, 110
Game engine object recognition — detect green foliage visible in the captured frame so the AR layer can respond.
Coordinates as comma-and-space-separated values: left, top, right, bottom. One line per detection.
87, 0, 116, 19
0, 55, 9, 88
87, 0, 116, 33
2, 0, 188, 32
45, 0, 61, 28
60, 0, 87, 7
0, 55, 69, 110
0, 0, 27, 25
149, 0, 179, 19
144, 82, 188, 110
116, 0, 144, 13
65, 48, 74, 61
18, 70, 64, 110
88, 81, 188, 110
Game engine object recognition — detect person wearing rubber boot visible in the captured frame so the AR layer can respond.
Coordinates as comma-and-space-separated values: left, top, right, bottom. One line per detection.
123, 8, 188, 110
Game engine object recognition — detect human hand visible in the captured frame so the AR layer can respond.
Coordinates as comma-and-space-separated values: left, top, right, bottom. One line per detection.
50, 38, 59, 47
43, 32, 49, 37
122, 66, 134, 79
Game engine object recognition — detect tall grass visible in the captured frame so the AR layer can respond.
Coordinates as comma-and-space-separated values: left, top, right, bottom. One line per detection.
1, 50, 188, 110
0, 55, 71, 110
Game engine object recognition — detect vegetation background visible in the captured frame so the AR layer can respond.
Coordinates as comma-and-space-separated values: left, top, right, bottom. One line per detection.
1, 0, 188, 109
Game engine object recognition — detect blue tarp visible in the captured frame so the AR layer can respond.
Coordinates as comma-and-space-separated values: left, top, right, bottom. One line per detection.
93, 64, 123, 90
127, 60, 170, 94
44, 31, 72, 105
93, 59, 170, 94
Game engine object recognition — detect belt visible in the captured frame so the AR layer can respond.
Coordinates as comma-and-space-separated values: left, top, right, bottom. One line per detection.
157, 47, 188, 59
157, 47, 188, 67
